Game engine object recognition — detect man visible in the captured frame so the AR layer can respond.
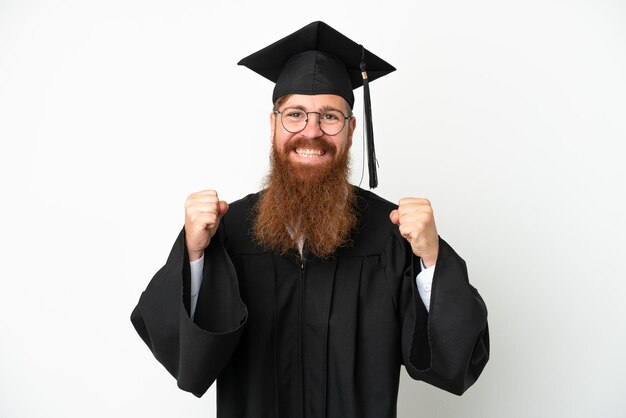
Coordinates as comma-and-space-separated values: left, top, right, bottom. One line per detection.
131, 21, 489, 418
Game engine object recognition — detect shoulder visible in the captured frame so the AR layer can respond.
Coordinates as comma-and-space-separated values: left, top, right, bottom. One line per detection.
218, 192, 264, 254
225, 192, 260, 220
354, 186, 397, 215
339, 187, 402, 257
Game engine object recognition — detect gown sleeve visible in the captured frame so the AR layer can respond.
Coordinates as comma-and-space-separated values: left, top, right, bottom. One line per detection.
130, 227, 248, 397
388, 234, 489, 395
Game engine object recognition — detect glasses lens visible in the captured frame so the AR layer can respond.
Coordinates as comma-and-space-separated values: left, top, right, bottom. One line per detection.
319, 110, 345, 136
280, 108, 307, 133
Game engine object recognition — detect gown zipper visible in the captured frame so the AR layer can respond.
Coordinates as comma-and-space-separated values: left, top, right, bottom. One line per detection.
300, 254, 306, 418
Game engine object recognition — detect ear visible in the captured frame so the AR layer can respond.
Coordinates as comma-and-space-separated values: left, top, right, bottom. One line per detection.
269, 111, 276, 144
346, 115, 357, 148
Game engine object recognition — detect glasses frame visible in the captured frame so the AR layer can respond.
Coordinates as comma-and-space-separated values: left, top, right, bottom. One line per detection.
274, 108, 352, 136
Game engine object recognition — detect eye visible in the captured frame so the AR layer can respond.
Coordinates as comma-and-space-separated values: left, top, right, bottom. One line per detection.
284, 109, 304, 120
321, 112, 341, 122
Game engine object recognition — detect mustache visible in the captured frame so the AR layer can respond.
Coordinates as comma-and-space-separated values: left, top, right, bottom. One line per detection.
282, 137, 337, 154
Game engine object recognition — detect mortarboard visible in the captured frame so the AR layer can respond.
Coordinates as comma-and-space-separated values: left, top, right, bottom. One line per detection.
238, 21, 395, 189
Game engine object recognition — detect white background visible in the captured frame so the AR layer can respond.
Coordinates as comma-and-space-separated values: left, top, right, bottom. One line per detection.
1, 1, 625, 417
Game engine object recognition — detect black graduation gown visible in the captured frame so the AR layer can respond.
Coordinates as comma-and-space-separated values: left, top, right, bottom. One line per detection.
131, 187, 489, 418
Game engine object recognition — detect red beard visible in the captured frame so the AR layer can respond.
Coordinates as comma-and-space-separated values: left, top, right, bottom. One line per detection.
253, 137, 357, 259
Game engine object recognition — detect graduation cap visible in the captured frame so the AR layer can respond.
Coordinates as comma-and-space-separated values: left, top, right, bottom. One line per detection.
238, 21, 395, 189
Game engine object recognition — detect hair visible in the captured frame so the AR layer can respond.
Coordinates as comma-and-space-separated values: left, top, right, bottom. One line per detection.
273, 94, 293, 111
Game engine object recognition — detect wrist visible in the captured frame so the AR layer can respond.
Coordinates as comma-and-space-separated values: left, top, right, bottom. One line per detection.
188, 250, 204, 262
422, 257, 437, 268
420, 252, 438, 268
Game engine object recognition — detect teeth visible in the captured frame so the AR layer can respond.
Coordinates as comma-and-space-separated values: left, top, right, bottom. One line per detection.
295, 148, 325, 158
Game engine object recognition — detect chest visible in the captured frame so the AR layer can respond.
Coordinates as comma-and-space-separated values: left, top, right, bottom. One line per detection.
230, 253, 399, 348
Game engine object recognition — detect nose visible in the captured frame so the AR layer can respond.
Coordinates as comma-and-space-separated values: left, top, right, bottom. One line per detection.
300, 112, 324, 139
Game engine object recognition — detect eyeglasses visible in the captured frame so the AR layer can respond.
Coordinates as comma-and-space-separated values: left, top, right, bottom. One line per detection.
274, 107, 351, 136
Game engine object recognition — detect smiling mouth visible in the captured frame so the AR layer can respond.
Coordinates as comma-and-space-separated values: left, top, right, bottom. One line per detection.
294, 148, 326, 158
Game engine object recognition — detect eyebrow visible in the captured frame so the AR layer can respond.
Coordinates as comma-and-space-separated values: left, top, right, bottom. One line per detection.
283, 104, 346, 113
320, 105, 344, 113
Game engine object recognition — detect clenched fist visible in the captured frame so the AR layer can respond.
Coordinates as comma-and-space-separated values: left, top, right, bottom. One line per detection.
184, 190, 229, 261
389, 198, 439, 267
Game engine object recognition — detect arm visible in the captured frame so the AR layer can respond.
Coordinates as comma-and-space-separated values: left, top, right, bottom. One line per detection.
130, 190, 247, 397
396, 236, 489, 395
130, 228, 247, 397
390, 197, 488, 394
189, 255, 204, 319
415, 259, 434, 311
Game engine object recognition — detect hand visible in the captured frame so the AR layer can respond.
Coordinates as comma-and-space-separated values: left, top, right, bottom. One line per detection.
389, 198, 439, 267
184, 190, 229, 261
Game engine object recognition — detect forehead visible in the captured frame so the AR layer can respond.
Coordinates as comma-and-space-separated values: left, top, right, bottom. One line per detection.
282, 94, 350, 112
